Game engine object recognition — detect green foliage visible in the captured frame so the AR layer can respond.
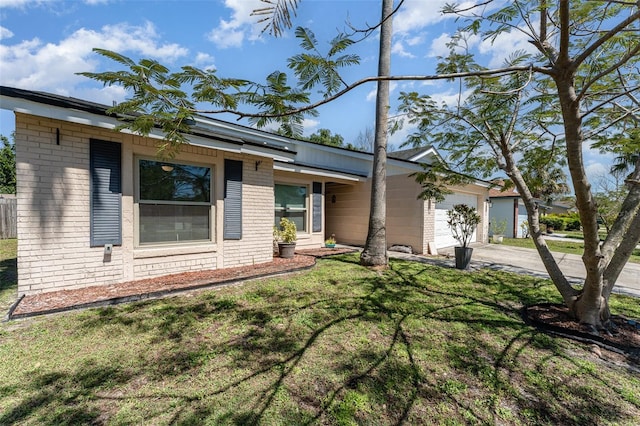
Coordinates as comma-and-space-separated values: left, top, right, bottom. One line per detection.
1, 251, 639, 424
78, 46, 320, 146
412, 162, 472, 203
274, 217, 297, 243
594, 188, 626, 234
447, 204, 481, 247
539, 215, 565, 232
563, 213, 582, 232
246, 70, 317, 138
306, 128, 344, 147
490, 218, 507, 235
0, 134, 16, 194
540, 214, 582, 233
287, 27, 359, 97
252, 0, 301, 37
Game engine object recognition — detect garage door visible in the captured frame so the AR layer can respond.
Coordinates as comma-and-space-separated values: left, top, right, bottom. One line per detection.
435, 193, 478, 248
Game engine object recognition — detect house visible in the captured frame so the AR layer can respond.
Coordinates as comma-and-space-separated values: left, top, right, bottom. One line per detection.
489, 186, 572, 238
0, 86, 489, 297
488, 187, 528, 238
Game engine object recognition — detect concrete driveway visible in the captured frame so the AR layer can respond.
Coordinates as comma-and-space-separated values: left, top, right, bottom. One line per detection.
435, 244, 640, 298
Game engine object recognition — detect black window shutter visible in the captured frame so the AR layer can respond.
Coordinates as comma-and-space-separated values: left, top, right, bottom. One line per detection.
312, 181, 322, 233
90, 139, 122, 246
224, 159, 243, 240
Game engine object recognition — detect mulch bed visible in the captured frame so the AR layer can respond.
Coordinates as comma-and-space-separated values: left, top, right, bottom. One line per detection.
8, 248, 355, 320
525, 303, 640, 362
9, 254, 313, 319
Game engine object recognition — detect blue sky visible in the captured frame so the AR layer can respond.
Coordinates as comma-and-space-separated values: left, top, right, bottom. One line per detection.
0, 0, 612, 182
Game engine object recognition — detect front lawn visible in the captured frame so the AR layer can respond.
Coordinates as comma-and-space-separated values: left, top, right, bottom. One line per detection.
0, 238, 17, 313
1, 252, 639, 425
500, 237, 640, 264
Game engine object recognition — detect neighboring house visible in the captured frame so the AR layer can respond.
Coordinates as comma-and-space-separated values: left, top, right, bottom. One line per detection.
0, 86, 489, 296
489, 187, 566, 238
489, 188, 527, 238
547, 201, 574, 215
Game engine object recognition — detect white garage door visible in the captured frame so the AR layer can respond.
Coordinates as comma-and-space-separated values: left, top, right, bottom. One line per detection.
435, 193, 478, 248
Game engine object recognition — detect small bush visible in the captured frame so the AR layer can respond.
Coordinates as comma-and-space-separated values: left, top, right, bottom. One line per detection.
540, 213, 581, 233
540, 216, 565, 232
562, 212, 581, 231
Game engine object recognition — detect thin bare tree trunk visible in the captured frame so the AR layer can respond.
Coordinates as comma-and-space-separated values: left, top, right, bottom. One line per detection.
361, 0, 393, 267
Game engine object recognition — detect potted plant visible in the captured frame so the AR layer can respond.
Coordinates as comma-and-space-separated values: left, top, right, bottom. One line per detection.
447, 204, 481, 270
274, 217, 297, 258
490, 218, 507, 243
324, 235, 336, 248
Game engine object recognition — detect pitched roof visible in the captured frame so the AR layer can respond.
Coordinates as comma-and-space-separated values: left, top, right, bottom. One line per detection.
488, 187, 520, 198
388, 145, 444, 164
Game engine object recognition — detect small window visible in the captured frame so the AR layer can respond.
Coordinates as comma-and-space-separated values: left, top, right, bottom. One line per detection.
137, 159, 212, 244
275, 184, 307, 232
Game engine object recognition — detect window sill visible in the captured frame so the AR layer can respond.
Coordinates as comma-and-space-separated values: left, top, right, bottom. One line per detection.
134, 243, 217, 259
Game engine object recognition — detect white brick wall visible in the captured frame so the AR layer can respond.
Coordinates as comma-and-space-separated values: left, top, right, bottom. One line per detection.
14, 113, 276, 295
222, 154, 275, 268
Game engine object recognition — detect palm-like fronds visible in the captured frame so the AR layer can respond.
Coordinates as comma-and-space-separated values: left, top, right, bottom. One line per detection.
252, 0, 300, 37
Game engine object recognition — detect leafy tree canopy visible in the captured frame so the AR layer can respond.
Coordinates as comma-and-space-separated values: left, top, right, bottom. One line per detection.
0, 134, 16, 194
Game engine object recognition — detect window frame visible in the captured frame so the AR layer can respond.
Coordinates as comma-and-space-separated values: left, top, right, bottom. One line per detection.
134, 156, 215, 247
274, 182, 310, 234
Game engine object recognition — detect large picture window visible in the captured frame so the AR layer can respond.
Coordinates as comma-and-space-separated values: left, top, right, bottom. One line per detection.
138, 159, 212, 244
275, 184, 307, 232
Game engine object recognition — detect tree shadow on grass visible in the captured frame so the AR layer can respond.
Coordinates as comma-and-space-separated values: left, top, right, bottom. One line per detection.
2, 255, 638, 425
0, 360, 132, 425
0, 256, 18, 312
387, 258, 638, 425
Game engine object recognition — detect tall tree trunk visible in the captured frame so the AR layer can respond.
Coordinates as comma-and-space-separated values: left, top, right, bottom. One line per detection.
553, 1, 605, 326
360, 0, 393, 267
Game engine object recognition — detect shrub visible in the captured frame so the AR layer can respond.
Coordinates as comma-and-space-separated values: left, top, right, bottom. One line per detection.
447, 204, 481, 247
274, 218, 297, 243
563, 213, 581, 231
540, 215, 565, 232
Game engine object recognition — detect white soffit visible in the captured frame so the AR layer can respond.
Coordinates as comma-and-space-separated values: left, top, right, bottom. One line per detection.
274, 162, 364, 182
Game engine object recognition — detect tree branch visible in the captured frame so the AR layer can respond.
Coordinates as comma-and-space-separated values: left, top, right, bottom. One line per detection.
193, 66, 539, 120
573, 8, 640, 70
578, 42, 640, 101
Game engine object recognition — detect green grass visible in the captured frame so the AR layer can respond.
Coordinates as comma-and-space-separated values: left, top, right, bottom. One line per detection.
1, 247, 640, 425
500, 237, 640, 264
0, 239, 17, 313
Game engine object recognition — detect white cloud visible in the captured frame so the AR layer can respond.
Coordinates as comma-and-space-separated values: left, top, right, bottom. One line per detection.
477, 28, 538, 68
195, 52, 216, 70
302, 118, 319, 136
0, 26, 14, 40
0, 22, 188, 98
393, 0, 450, 34
206, 0, 264, 49
428, 31, 482, 59
0, 0, 109, 7
430, 88, 473, 108
392, 41, 415, 58
0, 0, 35, 8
